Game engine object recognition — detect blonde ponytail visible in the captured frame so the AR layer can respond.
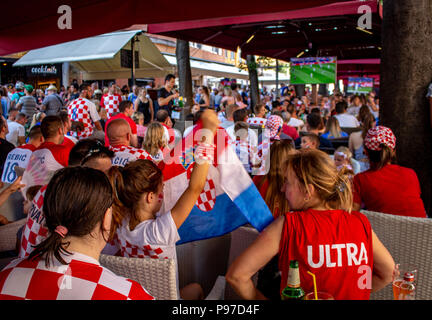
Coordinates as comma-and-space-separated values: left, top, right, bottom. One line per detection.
285, 149, 354, 213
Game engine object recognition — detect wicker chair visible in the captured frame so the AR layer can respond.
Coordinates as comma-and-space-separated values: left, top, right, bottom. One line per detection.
99, 254, 226, 300
0, 218, 26, 271
224, 226, 260, 300
99, 254, 179, 300
362, 210, 432, 300
0, 218, 26, 252
176, 233, 231, 296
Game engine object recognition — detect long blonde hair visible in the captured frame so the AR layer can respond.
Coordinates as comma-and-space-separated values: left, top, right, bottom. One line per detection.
143, 122, 166, 156
256, 140, 295, 217
324, 116, 343, 138
284, 149, 353, 212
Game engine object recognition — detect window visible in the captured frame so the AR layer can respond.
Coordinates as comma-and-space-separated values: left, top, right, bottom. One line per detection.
212, 47, 220, 54
231, 51, 235, 60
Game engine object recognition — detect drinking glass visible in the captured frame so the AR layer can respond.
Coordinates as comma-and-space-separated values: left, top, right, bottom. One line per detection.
305, 292, 334, 300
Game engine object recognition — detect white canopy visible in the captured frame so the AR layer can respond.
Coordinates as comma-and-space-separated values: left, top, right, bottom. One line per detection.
13, 30, 173, 80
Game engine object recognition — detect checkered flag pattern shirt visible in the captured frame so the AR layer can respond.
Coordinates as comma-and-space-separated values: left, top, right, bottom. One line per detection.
108, 145, 152, 164
116, 212, 180, 261
0, 252, 154, 300
119, 240, 166, 259
101, 94, 121, 119
19, 186, 49, 258
68, 98, 94, 139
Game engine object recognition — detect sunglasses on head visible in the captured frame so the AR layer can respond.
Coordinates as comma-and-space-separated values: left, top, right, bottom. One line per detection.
80, 140, 105, 165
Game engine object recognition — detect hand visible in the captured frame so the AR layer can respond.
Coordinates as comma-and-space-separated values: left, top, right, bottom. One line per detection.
201, 109, 219, 135
6, 176, 25, 194
0, 214, 8, 225
172, 92, 180, 99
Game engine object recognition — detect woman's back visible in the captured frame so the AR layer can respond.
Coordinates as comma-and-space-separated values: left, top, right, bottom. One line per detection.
279, 209, 373, 300
0, 251, 154, 300
137, 98, 151, 124
353, 164, 426, 218
116, 213, 180, 260
349, 131, 364, 151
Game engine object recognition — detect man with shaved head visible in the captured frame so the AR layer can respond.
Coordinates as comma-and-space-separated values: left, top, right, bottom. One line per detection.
106, 118, 150, 167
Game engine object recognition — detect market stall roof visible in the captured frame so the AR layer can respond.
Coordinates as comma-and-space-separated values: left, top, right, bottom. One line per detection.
147, 0, 381, 62
0, 0, 349, 56
13, 30, 172, 80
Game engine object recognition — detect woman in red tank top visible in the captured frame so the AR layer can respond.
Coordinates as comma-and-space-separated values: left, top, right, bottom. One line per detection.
227, 149, 395, 300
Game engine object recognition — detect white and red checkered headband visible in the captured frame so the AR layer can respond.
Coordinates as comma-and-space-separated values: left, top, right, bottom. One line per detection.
364, 126, 396, 151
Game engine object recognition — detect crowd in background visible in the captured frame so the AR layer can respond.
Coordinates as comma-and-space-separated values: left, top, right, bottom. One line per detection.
0, 75, 427, 300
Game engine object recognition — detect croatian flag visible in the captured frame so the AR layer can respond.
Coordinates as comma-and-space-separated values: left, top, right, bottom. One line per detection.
159, 123, 274, 244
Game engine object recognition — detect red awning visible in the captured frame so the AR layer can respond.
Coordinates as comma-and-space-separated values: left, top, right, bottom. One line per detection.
147, 0, 380, 61
0, 0, 347, 56
148, 0, 377, 34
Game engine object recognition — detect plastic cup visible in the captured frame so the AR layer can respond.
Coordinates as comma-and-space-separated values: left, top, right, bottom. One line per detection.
305, 292, 334, 300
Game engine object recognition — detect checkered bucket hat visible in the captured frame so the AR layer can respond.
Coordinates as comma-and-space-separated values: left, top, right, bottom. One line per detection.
364, 125, 396, 151
265, 115, 283, 139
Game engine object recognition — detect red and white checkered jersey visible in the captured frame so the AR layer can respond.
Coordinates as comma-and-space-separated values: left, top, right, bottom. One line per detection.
100, 94, 122, 119
21, 142, 71, 198
108, 145, 151, 167
0, 252, 154, 300
19, 185, 48, 258
68, 97, 101, 139
116, 211, 179, 260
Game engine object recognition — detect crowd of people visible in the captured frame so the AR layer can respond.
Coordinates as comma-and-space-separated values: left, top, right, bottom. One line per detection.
0, 74, 427, 300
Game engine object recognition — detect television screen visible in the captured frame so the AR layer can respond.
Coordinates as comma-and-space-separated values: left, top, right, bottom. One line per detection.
347, 77, 374, 94
290, 57, 337, 84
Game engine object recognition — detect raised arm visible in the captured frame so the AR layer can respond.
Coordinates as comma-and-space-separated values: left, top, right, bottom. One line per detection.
170, 109, 219, 229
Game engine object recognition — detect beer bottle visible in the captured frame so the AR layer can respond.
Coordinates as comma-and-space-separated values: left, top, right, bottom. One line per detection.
398, 272, 416, 300
281, 260, 305, 300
